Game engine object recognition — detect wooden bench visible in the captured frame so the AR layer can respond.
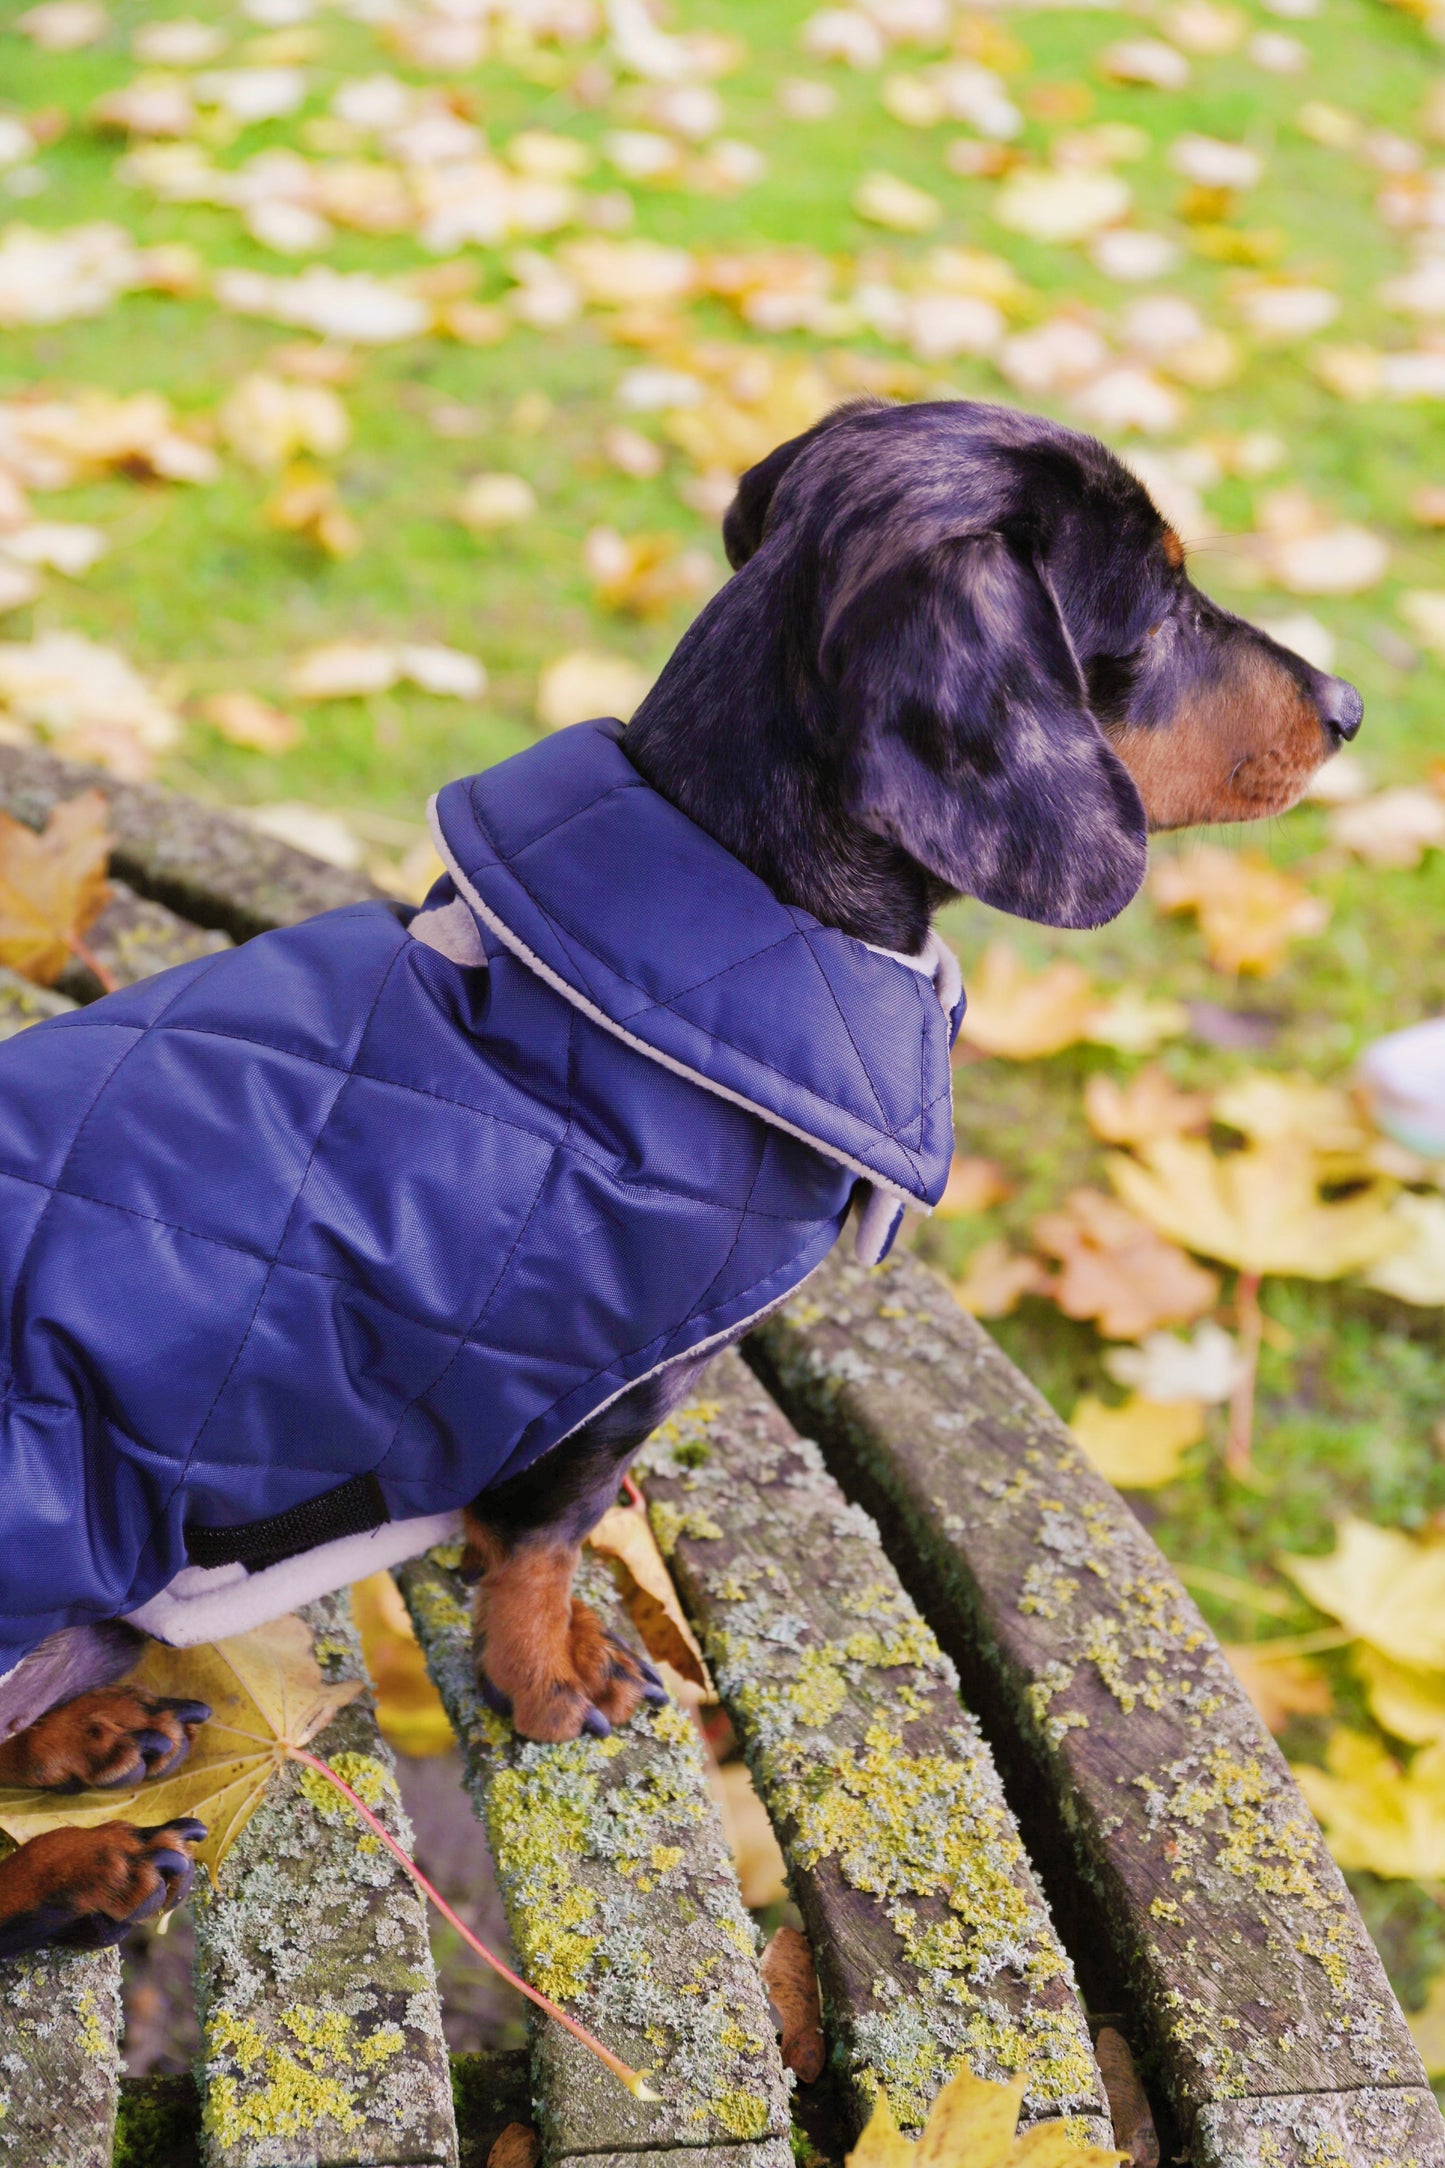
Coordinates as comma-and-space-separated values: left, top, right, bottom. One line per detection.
0, 742, 1437, 2168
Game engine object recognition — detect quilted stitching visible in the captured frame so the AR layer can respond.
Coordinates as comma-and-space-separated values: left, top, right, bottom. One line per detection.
0, 729, 956, 1672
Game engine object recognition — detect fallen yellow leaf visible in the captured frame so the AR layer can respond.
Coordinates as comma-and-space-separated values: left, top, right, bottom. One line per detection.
1212, 1071, 1370, 1155
535, 650, 652, 731
1070, 1394, 1206, 1488
1084, 1066, 1212, 1147
588, 1503, 712, 1692
1411, 1972, 1445, 2079
202, 689, 303, 755
351, 1571, 454, 1758
1293, 1728, 1445, 1880
1364, 1193, 1445, 1305
0, 1616, 362, 1889
1108, 1136, 1401, 1279
1281, 1517, 1445, 1672
0, 788, 111, 987
1151, 845, 1329, 975
1356, 1647, 1445, 1746
935, 1156, 1011, 1217
956, 943, 1098, 1060
1223, 1643, 1331, 1733
710, 1760, 788, 1909
847, 2065, 1124, 2168
950, 1239, 1050, 1319
852, 172, 944, 233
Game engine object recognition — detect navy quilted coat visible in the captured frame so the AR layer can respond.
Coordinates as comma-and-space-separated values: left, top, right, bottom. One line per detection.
0, 722, 960, 1676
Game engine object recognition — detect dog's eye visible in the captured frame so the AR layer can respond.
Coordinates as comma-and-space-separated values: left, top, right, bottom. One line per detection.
1146, 623, 1162, 639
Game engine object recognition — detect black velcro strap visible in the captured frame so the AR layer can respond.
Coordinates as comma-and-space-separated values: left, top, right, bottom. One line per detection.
185, 1473, 389, 1573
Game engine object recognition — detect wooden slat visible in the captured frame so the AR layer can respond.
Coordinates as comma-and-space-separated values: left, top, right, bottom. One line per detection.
54, 878, 230, 1001
749, 1248, 1444, 2168
0, 963, 74, 1037
190, 1592, 458, 2168
0, 1945, 121, 2167
396, 1547, 792, 2168
638, 1350, 1113, 2147
0, 742, 384, 940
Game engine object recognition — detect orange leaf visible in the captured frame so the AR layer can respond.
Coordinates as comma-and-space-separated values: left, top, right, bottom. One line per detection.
760, 1925, 825, 2083
1034, 1187, 1219, 1339
0, 788, 111, 987
588, 1503, 712, 1692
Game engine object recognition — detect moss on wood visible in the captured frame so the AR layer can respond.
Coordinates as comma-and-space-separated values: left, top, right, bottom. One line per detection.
749, 1249, 1442, 2166
396, 1549, 791, 2166
638, 1353, 1109, 2146
191, 1592, 456, 2168
0, 1942, 121, 2168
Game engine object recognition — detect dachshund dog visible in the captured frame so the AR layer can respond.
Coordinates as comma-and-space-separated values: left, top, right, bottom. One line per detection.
0, 398, 1360, 1958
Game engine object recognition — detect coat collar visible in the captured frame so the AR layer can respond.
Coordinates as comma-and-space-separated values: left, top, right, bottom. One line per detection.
428, 721, 961, 1207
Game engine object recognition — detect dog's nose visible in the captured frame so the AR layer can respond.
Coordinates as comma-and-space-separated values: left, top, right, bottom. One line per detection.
1319, 675, 1364, 744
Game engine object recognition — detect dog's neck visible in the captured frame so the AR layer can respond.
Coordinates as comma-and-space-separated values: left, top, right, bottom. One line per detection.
623, 567, 942, 954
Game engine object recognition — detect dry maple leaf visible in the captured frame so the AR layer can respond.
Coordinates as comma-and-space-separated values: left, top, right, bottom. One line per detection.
0, 1615, 362, 1889
935, 1156, 1011, 1217
1034, 1187, 1220, 1339
1354, 1647, 1445, 1747
847, 2065, 1124, 2168
1408, 1972, 1445, 2081
1211, 1071, 1370, 1156
709, 1759, 788, 1908
1107, 1137, 1400, 1280
951, 1239, 1051, 1319
0, 788, 112, 988
1070, 1393, 1206, 1488
955, 943, 1098, 1060
1150, 845, 1330, 975
1223, 1643, 1331, 1733
351, 1570, 454, 1758
1084, 1067, 1211, 1147
1292, 1729, 1445, 1881
1280, 1517, 1445, 1673
761, 1924, 825, 2083
588, 1502, 712, 1691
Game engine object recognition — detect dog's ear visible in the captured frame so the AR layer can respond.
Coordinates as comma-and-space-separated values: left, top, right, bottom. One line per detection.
823, 530, 1148, 929
723, 433, 812, 568
723, 399, 886, 569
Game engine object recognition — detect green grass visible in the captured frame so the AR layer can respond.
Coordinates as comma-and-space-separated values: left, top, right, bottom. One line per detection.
5, 0, 1445, 2053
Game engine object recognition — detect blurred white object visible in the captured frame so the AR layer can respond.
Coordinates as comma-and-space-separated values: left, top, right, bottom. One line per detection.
1357, 1018, 1445, 1158
1105, 1322, 1244, 1404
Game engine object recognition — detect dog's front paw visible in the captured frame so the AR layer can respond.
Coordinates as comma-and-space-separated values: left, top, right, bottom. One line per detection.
0, 1817, 206, 1959
478, 1597, 667, 1743
0, 1689, 211, 1792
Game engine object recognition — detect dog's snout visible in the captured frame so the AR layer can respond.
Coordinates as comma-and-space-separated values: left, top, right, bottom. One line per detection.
1318, 674, 1364, 745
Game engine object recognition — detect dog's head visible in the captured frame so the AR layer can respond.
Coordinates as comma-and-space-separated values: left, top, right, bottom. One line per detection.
719, 398, 1361, 930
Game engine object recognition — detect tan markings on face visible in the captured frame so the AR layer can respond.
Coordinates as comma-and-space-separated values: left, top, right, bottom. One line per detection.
1162, 529, 1186, 569
1108, 644, 1326, 831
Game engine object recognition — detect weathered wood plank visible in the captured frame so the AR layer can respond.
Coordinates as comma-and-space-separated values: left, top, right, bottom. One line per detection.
637, 1350, 1111, 2147
1195, 2088, 1445, 2168
55, 878, 230, 1002
396, 1546, 792, 2168
190, 1592, 458, 2168
748, 1248, 1443, 2167
0, 961, 74, 1037
0, 742, 384, 940
0, 1942, 121, 2167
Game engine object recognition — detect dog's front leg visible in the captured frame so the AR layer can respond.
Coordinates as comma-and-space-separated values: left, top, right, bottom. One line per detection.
463, 1522, 664, 1742
461, 1363, 709, 1742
